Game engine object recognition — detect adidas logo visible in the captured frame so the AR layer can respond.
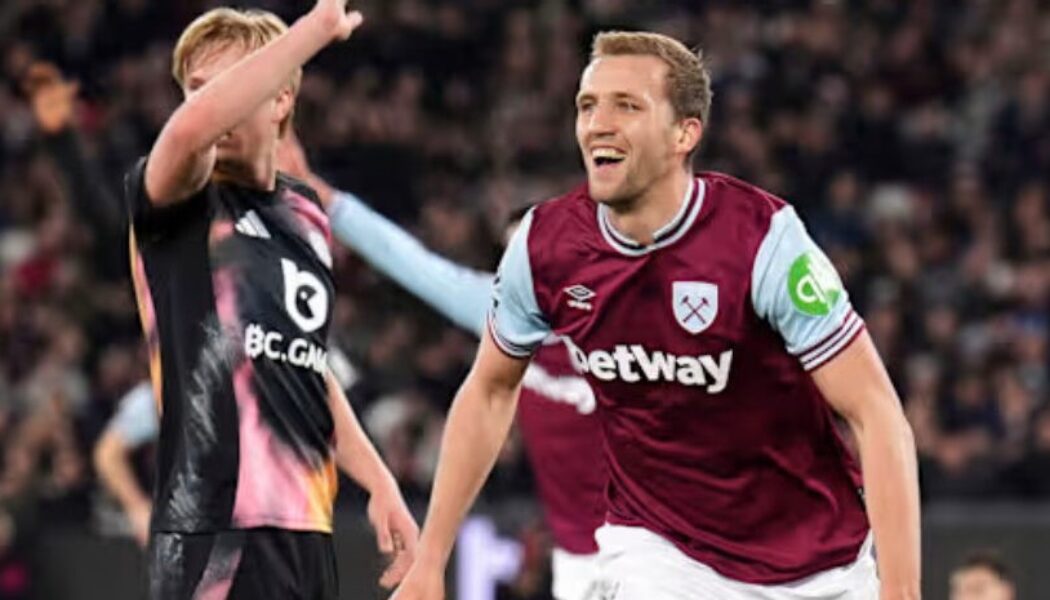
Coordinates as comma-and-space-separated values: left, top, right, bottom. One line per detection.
235, 210, 271, 239
564, 284, 595, 311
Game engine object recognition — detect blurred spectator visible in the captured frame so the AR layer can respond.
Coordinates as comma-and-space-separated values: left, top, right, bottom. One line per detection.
949, 550, 1016, 600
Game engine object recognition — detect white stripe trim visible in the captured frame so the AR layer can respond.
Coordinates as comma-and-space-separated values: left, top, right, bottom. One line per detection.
799, 310, 858, 364
597, 177, 706, 257
658, 178, 706, 249
487, 314, 534, 358
602, 211, 642, 248
653, 177, 697, 239
802, 317, 864, 370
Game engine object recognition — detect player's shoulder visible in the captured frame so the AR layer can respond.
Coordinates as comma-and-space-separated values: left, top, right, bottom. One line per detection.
525, 183, 595, 241
700, 171, 793, 241
276, 172, 324, 210
700, 171, 789, 219
529, 182, 592, 223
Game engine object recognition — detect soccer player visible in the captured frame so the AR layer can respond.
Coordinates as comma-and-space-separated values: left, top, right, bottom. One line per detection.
124, 4, 417, 598
950, 552, 1016, 600
278, 134, 606, 599
94, 379, 156, 547
394, 32, 921, 599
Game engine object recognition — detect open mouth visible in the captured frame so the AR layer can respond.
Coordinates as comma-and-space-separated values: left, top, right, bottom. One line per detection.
592, 147, 626, 169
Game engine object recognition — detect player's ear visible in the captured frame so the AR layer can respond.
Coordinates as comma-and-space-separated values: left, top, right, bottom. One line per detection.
676, 117, 703, 158
272, 85, 295, 129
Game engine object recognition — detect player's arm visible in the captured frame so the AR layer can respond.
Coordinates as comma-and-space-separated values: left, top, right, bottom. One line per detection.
94, 431, 152, 546
752, 206, 920, 600
93, 384, 158, 547
329, 191, 494, 333
395, 332, 529, 599
276, 133, 492, 334
25, 62, 123, 231
811, 335, 920, 600
144, 1, 363, 206
393, 210, 548, 600
325, 371, 418, 589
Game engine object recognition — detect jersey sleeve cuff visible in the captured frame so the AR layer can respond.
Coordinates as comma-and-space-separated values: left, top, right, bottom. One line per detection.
487, 313, 536, 359
798, 309, 865, 371
328, 191, 359, 218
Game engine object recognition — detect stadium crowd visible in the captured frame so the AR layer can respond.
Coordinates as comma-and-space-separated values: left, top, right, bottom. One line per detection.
0, 0, 1047, 596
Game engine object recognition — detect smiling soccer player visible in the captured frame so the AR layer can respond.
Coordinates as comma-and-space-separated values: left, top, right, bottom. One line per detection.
395, 31, 921, 600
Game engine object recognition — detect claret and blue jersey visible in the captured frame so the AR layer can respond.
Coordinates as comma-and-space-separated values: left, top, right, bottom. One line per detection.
488, 171, 870, 584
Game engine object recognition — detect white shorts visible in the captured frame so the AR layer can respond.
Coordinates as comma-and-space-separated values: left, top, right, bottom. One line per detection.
551, 547, 601, 600
594, 524, 879, 600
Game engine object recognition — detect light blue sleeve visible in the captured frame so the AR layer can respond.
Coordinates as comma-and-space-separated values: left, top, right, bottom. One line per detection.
751, 206, 864, 371
328, 191, 494, 336
487, 209, 550, 357
107, 382, 158, 448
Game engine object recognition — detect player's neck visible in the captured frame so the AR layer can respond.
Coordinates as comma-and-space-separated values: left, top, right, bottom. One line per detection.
214, 155, 278, 191
605, 168, 693, 246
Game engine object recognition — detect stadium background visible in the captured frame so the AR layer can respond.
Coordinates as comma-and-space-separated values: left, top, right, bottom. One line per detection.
0, 0, 1047, 597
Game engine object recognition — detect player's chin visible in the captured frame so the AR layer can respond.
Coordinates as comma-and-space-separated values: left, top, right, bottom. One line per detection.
587, 177, 627, 205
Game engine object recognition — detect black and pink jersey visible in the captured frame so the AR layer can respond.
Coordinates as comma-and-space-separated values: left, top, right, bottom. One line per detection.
488, 172, 870, 584
126, 158, 338, 534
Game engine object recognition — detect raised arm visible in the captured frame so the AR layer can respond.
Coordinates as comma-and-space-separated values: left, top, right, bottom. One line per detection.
276, 132, 493, 334
24, 62, 122, 232
328, 193, 493, 334
145, 1, 363, 205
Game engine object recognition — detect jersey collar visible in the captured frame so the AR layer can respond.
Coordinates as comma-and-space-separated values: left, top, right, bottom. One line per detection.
597, 176, 705, 257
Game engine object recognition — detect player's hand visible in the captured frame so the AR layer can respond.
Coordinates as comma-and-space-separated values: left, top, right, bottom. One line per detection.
389, 563, 445, 600
127, 501, 152, 548
366, 480, 419, 589
22, 62, 78, 134
308, 0, 364, 42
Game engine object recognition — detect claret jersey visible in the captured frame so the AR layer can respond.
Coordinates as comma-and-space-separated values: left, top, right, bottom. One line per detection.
488, 172, 869, 584
126, 158, 338, 534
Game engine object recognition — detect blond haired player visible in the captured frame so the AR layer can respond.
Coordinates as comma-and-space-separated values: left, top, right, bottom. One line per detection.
395, 31, 921, 600
123, 4, 417, 598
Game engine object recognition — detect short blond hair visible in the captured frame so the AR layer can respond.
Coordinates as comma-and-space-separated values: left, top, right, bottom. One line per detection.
591, 31, 712, 126
172, 8, 299, 134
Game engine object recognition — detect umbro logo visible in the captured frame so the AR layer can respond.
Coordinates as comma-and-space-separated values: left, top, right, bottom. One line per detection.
234, 209, 271, 239
564, 284, 595, 311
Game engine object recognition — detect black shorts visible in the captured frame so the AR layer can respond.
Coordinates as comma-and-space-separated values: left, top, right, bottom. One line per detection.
148, 528, 337, 600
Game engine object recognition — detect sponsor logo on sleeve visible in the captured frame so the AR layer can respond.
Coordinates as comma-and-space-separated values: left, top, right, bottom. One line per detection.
787, 251, 842, 316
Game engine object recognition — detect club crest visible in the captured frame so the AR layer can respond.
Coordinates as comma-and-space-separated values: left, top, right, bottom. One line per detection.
672, 281, 718, 334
